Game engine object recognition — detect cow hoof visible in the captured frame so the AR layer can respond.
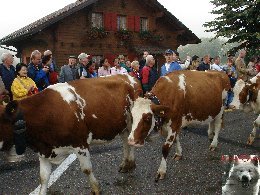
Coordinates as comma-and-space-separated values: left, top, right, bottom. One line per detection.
173, 154, 182, 161
155, 172, 166, 182
90, 190, 101, 195
119, 161, 136, 173
246, 135, 254, 145
209, 146, 216, 151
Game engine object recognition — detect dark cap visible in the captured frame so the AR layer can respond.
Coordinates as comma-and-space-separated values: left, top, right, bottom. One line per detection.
165, 49, 175, 55
192, 55, 199, 61
69, 55, 77, 59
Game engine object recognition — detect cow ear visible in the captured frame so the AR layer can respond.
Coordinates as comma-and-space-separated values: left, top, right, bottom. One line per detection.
4, 100, 19, 119
151, 105, 171, 118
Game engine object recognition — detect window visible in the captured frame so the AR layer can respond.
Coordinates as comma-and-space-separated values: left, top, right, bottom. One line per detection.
91, 13, 103, 28
117, 15, 127, 30
140, 17, 148, 31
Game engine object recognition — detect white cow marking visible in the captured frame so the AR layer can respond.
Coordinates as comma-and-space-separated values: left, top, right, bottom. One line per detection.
87, 132, 93, 145
163, 76, 173, 83
48, 83, 86, 120
0, 141, 3, 149
92, 114, 98, 119
126, 74, 137, 88
230, 80, 246, 109
178, 74, 186, 96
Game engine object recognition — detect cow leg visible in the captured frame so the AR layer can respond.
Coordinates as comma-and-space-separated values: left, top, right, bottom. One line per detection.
156, 129, 177, 182
39, 157, 52, 195
209, 118, 222, 151
75, 148, 100, 195
119, 130, 136, 172
173, 134, 182, 160
247, 115, 260, 145
208, 121, 215, 142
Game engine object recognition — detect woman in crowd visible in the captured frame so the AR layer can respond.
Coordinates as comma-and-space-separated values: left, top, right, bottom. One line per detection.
129, 61, 141, 80
98, 58, 111, 77
81, 60, 97, 78
11, 63, 38, 100
111, 58, 128, 75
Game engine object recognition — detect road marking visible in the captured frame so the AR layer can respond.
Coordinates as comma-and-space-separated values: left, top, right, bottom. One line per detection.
29, 154, 77, 195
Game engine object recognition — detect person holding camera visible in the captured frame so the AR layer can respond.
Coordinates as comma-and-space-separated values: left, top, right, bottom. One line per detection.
35, 55, 51, 91
11, 63, 38, 100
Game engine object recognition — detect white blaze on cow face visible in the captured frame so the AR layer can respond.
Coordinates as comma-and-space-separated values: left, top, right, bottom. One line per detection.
230, 80, 246, 109
0, 141, 3, 150
178, 74, 186, 96
48, 83, 86, 120
128, 97, 155, 146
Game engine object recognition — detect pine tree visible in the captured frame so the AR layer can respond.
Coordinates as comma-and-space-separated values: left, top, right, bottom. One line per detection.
204, 0, 260, 55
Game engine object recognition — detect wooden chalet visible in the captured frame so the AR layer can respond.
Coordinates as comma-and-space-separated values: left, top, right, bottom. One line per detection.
0, 0, 200, 67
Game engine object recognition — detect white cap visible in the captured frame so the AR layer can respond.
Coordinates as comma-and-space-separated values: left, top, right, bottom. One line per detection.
78, 53, 90, 60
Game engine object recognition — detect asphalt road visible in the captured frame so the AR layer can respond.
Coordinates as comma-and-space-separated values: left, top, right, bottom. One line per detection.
0, 110, 259, 195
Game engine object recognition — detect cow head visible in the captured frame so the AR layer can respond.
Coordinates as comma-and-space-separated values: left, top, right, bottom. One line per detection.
0, 101, 20, 151
128, 97, 171, 147
230, 79, 258, 112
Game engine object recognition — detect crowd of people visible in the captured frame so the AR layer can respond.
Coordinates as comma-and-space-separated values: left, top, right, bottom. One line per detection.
0, 48, 259, 110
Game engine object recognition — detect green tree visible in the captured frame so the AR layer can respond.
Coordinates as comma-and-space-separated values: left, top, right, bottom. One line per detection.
204, 0, 260, 55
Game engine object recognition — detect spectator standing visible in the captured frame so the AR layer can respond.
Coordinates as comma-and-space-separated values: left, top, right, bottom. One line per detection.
118, 55, 131, 73
247, 56, 257, 78
161, 49, 181, 76
98, 58, 111, 77
223, 59, 237, 109
129, 61, 141, 80
82, 61, 97, 78
0, 53, 16, 99
142, 55, 159, 93
28, 50, 42, 81
139, 51, 149, 72
35, 55, 51, 91
111, 58, 128, 75
76, 53, 90, 79
255, 57, 260, 73
59, 55, 78, 82
211, 56, 223, 71
235, 49, 249, 81
11, 63, 38, 100
189, 55, 200, 70
197, 54, 211, 71
44, 50, 58, 84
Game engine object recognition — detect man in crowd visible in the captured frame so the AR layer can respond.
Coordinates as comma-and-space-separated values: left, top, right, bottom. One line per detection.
28, 50, 42, 81
59, 55, 78, 83
211, 56, 223, 71
76, 53, 90, 79
139, 50, 149, 72
235, 49, 250, 81
142, 55, 159, 93
161, 49, 181, 76
0, 53, 16, 99
197, 54, 211, 71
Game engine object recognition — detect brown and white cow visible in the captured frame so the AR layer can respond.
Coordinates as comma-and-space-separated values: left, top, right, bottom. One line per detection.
230, 73, 260, 145
128, 70, 230, 181
0, 74, 142, 195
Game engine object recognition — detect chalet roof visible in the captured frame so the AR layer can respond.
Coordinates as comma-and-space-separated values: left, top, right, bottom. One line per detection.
0, 0, 200, 45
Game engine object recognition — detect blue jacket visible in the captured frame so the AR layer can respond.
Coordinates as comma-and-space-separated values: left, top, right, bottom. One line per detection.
0, 64, 16, 94
35, 69, 50, 91
28, 62, 42, 81
161, 61, 181, 76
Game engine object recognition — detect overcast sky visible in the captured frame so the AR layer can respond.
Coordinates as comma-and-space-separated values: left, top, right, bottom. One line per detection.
0, 0, 216, 39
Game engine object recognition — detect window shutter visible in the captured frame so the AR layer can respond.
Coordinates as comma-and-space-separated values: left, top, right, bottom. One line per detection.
134, 16, 140, 32
104, 13, 112, 31
127, 16, 135, 31
111, 13, 118, 31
